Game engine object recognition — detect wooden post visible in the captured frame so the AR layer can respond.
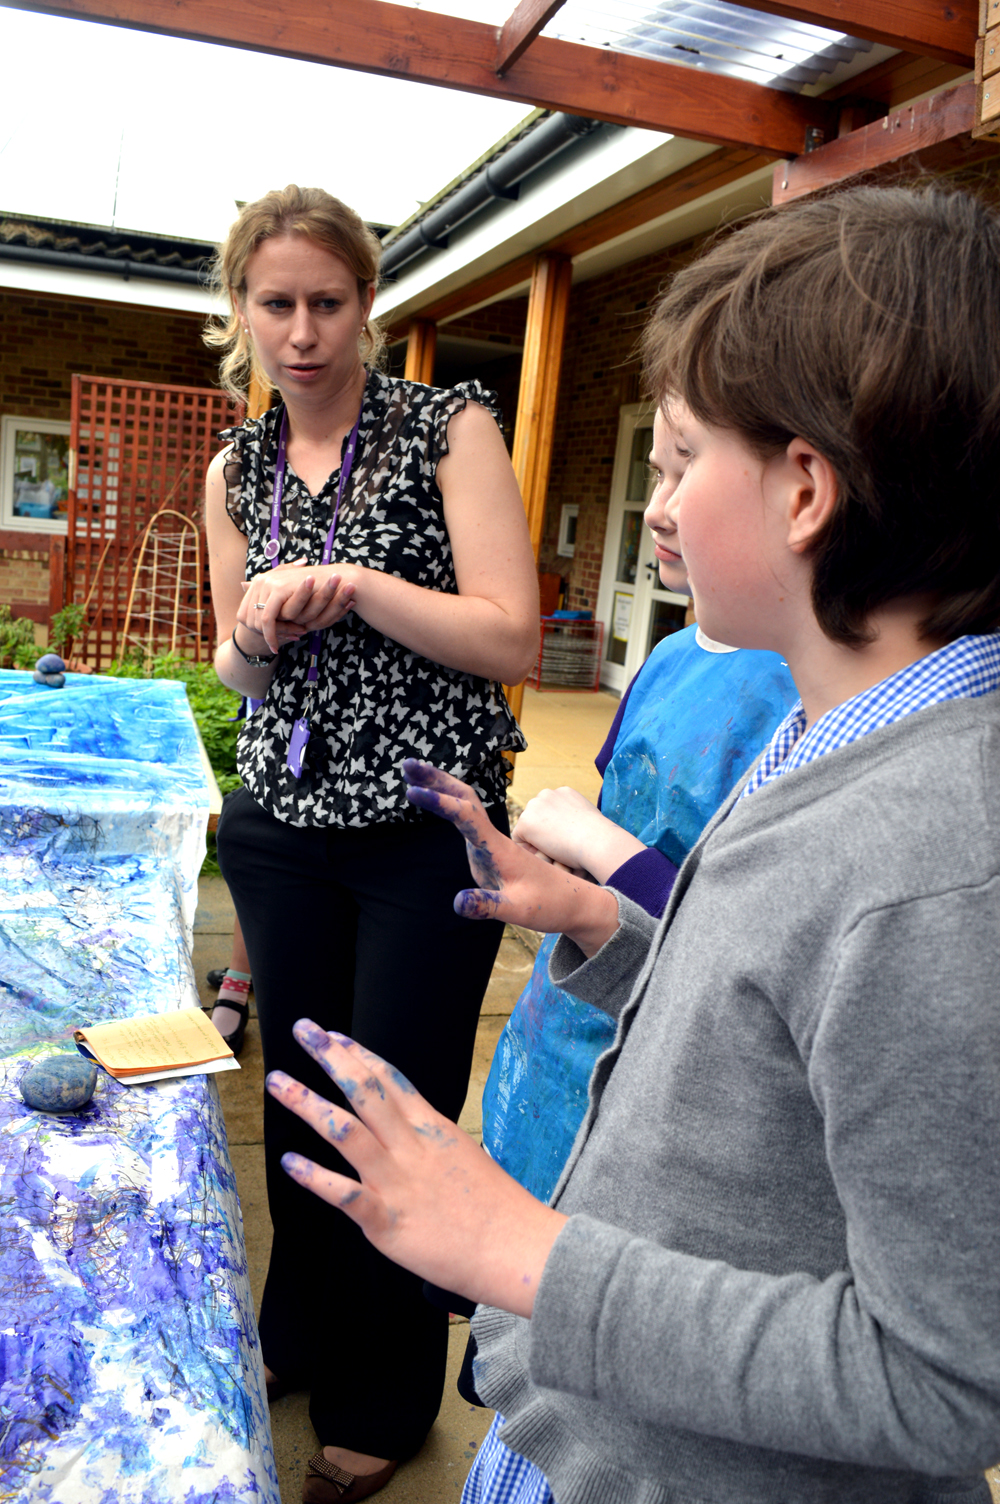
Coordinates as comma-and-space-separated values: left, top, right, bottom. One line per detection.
48, 535, 66, 621
248, 370, 273, 421
506, 251, 573, 724
404, 319, 438, 384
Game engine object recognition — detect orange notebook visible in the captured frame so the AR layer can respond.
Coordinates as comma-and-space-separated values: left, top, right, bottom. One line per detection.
75, 1007, 233, 1080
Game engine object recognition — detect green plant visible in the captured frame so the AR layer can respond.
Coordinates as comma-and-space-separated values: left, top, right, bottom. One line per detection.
106, 652, 243, 876
0, 605, 37, 670
49, 602, 86, 656
12, 639, 39, 670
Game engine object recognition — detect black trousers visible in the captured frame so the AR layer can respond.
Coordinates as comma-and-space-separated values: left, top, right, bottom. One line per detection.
217, 786, 506, 1459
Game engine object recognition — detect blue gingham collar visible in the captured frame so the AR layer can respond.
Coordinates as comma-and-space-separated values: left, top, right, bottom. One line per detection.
742, 632, 1000, 799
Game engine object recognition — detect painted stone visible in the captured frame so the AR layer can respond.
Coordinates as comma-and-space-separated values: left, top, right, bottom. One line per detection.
32, 670, 66, 687
20, 1056, 98, 1113
36, 653, 66, 674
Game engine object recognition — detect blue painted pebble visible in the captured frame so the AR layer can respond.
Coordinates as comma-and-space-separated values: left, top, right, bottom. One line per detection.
21, 1056, 98, 1113
33, 654, 66, 688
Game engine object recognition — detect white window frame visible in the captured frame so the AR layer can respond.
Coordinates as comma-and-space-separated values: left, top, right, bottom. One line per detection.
557, 502, 579, 557
0, 415, 71, 533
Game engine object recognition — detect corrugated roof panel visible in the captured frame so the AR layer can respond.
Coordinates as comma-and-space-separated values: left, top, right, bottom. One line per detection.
541, 0, 873, 92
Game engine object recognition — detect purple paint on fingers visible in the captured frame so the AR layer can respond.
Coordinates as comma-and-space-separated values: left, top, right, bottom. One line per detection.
406, 785, 450, 819
466, 842, 502, 892
281, 1152, 315, 1183
401, 757, 438, 785
323, 1110, 354, 1143
389, 1066, 416, 1094
293, 1018, 330, 1050
454, 888, 502, 921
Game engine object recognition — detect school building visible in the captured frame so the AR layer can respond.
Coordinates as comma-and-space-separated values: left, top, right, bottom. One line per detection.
0, 0, 995, 691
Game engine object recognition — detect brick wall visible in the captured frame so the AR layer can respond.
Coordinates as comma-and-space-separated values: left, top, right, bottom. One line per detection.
534, 239, 708, 612
433, 250, 699, 614
1, 289, 219, 421
536, 248, 670, 611
444, 297, 529, 344
0, 287, 219, 624
0, 547, 48, 612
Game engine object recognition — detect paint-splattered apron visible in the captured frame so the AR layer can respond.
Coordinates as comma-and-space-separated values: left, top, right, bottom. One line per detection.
482, 627, 797, 1202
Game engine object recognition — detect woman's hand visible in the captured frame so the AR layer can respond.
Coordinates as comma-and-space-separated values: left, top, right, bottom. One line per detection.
266, 1021, 566, 1318
403, 760, 619, 955
239, 561, 357, 654
514, 787, 647, 885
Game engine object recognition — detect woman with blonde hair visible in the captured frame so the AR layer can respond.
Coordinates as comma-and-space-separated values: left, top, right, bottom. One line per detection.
204, 185, 537, 1504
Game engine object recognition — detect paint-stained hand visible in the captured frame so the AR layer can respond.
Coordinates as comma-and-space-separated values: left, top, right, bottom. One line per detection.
402, 759, 620, 955
267, 1020, 566, 1319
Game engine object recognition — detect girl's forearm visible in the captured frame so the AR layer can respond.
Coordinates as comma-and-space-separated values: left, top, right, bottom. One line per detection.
338, 564, 538, 684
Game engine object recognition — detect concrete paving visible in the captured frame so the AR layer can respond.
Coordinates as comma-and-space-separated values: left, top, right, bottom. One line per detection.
194, 875, 535, 1504
509, 685, 619, 806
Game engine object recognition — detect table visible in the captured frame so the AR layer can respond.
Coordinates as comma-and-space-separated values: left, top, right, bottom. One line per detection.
0, 672, 278, 1503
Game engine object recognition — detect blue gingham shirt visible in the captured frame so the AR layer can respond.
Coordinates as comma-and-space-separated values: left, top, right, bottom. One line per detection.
462, 1414, 553, 1504
463, 632, 1000, 1504
742, 632, 1000, 798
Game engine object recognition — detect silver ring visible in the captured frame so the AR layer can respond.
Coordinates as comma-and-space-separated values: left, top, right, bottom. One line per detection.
254, 602, 266, 610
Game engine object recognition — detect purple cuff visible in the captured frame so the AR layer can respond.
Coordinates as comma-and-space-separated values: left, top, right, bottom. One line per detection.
607, 847, 679, 919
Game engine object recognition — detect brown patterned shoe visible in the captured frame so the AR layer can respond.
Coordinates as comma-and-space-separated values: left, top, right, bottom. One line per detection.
302, 1452, 398, 1504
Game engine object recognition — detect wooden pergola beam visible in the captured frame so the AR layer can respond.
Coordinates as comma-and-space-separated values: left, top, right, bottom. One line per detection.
1, 0, 832, 156
725, 0, 977, 69
496, 0, 566, 75
549, 146, 776, 258
772, 79, 997, 201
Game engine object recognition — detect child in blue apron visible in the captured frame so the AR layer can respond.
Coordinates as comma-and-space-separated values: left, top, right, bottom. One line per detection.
484, 616, 797, 1202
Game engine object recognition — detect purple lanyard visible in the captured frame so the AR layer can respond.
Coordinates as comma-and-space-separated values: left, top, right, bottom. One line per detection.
264, 402, 363, 778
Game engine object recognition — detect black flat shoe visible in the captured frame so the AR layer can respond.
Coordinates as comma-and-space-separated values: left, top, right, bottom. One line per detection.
206, 967, 226, 989
211, 999, 249, 1057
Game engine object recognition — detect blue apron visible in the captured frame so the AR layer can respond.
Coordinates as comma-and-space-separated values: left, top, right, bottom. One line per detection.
483, 626, 797, 1201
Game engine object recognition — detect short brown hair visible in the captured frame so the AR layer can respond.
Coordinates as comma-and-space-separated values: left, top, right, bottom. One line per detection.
205, 185, 384, 401
642, 186, 1000, 645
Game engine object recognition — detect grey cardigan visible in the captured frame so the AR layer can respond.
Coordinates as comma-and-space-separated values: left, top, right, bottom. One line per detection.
472, 693, 1000, 1504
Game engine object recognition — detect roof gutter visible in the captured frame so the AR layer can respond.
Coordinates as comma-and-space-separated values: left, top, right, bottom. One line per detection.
381, 112, 602, 280
0, 241, 207, 286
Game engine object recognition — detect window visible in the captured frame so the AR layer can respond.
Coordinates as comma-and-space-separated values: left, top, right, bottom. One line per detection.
1, 416, 71, 532
557, 503, 579, 557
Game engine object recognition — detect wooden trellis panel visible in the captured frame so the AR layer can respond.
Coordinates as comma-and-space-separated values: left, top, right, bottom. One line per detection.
65, 376, 242, 666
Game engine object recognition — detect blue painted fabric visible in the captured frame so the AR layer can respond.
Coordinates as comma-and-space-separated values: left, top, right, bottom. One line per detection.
483, 628, 797, 1202
0, 672, 278, 1502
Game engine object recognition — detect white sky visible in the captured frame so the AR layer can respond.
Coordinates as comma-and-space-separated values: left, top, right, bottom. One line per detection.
0, 4, 533, 243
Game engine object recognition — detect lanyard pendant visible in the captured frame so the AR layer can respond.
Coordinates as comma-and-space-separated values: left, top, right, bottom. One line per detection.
287, 716, 311, 778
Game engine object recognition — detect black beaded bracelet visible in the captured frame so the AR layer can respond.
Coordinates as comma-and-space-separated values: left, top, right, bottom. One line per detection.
231, 626, 277, 668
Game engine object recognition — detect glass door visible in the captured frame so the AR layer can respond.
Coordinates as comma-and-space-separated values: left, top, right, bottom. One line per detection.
596, 405, 690, 692
596, 406, 653, 693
